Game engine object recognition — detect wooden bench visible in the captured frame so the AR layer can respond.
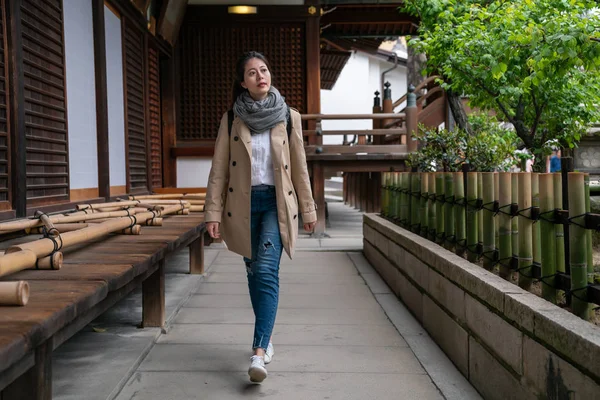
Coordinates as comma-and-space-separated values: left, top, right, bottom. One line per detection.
0, 213, 208, 399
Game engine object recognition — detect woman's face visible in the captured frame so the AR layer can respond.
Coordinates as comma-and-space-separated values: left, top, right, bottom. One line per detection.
241, 57, 271, 101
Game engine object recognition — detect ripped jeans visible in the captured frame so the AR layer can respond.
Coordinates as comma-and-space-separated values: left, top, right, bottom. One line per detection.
243, 185, 283, 350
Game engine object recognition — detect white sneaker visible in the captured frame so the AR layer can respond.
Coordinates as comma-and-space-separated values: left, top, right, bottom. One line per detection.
248, 355, 267, 383
264, 343, 275, 364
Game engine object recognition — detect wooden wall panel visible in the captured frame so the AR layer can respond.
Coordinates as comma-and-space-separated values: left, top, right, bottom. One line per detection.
0, 0, 10, 209
123, 19, 148, 193
21, 0, 69, 205
178, 23, 305, 141
148, 45, 162, 189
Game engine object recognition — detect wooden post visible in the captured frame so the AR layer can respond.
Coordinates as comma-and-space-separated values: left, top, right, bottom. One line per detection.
142, 260, 165, 327
366, 91, 381, 145
360, 173, 368, 212
378, 83, 392, 145
92, 0, 110, 199
312, 161, 326, 235
518, 173, 533, 290
539, 174, 556, 303
532, 173, 541, 275
512, 172, 519, 258
343, 173, 348, 204
305, 2, 320, 147
405, 85, 418, 153
160, 53, 178, 188
553, 173, 565, 273
3, 339, 53, 400
498, 172, 512, 279
189, 234, 205, 274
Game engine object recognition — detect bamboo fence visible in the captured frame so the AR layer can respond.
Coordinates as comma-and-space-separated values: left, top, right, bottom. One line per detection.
381, 170, 600, 321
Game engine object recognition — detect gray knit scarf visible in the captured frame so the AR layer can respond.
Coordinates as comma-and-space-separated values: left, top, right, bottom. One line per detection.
233, 86, 289, 134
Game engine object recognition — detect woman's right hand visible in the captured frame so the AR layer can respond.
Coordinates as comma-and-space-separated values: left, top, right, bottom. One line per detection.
207, 222, 221, 239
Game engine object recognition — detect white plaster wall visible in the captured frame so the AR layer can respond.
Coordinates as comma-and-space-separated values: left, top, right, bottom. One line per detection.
177, 158, 213, 188
63, 0, 98, 190
104, 6, 127, 187
320, 52, 407, 145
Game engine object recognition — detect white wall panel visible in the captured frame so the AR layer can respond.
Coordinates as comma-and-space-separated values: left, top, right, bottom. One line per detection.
177, 158, 213, 188
105, 6, 127, 187
63, 0, 98, 189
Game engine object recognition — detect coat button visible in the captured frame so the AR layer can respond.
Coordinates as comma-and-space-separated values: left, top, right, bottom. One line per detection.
288, 191, 292, 195
229, 188, 233, 192
232, 161, 236, 166
293, 214, 297, 219
283, 140, 286, 145
285, 165, 288, 170
228, 212, 232, 217
234, 136, 239, 141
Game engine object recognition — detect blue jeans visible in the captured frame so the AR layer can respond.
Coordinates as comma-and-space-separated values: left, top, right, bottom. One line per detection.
243, 185, 283, 350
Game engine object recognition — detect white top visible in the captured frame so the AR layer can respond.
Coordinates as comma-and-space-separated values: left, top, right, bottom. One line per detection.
251, 130, 275, 186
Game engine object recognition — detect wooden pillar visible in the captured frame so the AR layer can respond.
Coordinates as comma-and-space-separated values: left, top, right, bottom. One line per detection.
6, 0, 26, 217
92, 0, 110, 199
3, 339, 53, 400
406, 85, 418, 153
374, 172, 382, 213
189, 234, 205, 274
161, 55, 177, 188
378, 82, 392, 145
360, 173, 368, 211
142, 260, 165, 327
312, 161, 326, 235
343, 173, 348, 204
351, 173, 358, 208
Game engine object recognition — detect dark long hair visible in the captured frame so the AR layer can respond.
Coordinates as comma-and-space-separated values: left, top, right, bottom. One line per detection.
231, 51, 273, 105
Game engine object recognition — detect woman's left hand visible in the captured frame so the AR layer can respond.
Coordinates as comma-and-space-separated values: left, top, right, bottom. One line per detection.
304, 222, 316, 233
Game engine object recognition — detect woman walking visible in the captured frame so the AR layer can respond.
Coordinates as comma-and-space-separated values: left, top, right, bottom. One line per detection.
204, 51, 317, 383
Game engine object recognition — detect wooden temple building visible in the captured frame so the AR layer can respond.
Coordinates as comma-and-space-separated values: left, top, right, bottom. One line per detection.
0, 0, 448, 234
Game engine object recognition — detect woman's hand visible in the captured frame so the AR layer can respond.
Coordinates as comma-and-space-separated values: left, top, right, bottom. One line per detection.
303, 221, 316, 233
207, 222, 221, 239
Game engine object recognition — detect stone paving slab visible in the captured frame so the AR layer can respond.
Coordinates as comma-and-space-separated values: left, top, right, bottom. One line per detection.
159, 323, 408, 347
116, 371, 444, 400
194, 282, 372, 296
138, 344, 424, 374
185, 293, 381, 309
175, 307, 392, 325
205, 271, 365, 284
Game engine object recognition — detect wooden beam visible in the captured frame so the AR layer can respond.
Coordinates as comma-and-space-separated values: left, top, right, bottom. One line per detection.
6, 0, 25, 217
305, 144, 407, 154
184, 5, 313, 23
170, 146, 215, 157
161, 55, 177, 187
92, 0, 110, 200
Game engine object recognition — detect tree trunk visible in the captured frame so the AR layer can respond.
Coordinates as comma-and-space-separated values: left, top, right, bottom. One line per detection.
447, 89, 471, 134
407, 45, 427, 88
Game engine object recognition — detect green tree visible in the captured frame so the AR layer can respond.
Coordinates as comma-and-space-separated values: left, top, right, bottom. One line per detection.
402, 0, 600, 163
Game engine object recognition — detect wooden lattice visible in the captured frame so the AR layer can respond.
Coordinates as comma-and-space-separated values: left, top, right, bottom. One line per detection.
148, 46, 162, 189
123, 19, 148, 193
178, 23, 306, 140
0, 0, 9, 206
22, 0, 69, 205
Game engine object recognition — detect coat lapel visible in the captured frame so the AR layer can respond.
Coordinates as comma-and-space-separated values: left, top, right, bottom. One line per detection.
270, 122, 286, 167
234, 118, 252, 159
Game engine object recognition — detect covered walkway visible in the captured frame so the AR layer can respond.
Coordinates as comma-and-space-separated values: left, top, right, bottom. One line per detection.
51, 204, 480, 400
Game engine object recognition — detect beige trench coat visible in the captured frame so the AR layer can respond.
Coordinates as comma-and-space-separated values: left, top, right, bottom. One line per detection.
204, 109, 317, 259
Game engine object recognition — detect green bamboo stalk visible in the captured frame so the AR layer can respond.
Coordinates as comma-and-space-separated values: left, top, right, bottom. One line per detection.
381, 172, 388, 216
494, 172, 500, 249
444, 173, 455, 251
539, 174, 557, 303
512, 173, 519, 258
568, 172, 590, 320
411, 173, 421, 234
553, 173, 565, 273
478, 173, 484, 249
498, 172, 512, 280
420, 173, 429, 238
403, 172, 411, 228
532, 173, 542, 276
482, 173, 496, 271
428, 172, 437, 242
584, 174, 593, 284
436, 173, 445, 245
518, 173, 533, 290
466, 172, 479, 263
454, 172, 466, 257
391, 172, 399, 220
399, 173, 407, 227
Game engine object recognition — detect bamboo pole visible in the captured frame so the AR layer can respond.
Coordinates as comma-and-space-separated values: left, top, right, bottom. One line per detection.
553, 173, 565, 273
482, 173, 496, 271
0, 281, 29, 306
584, 174, 593, 285
498, 173, 512, 280
34, 252, 63, 270
532, 173, 542, 277
394, 173, 401, 221
512, 173, 519, 258
77, 200, 141, 210
398, 173, 407, 226
435, 173, 445, 245
119, 225, 142, 235
478, 173, 484, 249
428, 172, 436, 242
28, 223, 89, 234
129, 194, 187, 200
411, 173, 421, 234
568, 172, 590, 320
466, 172, 478, 263
444, 172, 455, 251
518, 173, 533, 290
388, 173, 396, 220
189, 206, 204, 212
494, 172, 500, 248
381, 172, 389, 216
0, 205, 183, 277
539, 174, 557, 303
34, 211, 57, 236
420, 173, 429, 238
135, 199, 191, 208
454, 172, 466, 257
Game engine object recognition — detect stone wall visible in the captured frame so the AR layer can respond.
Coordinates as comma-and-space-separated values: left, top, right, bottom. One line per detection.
363, 213, 600, 400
